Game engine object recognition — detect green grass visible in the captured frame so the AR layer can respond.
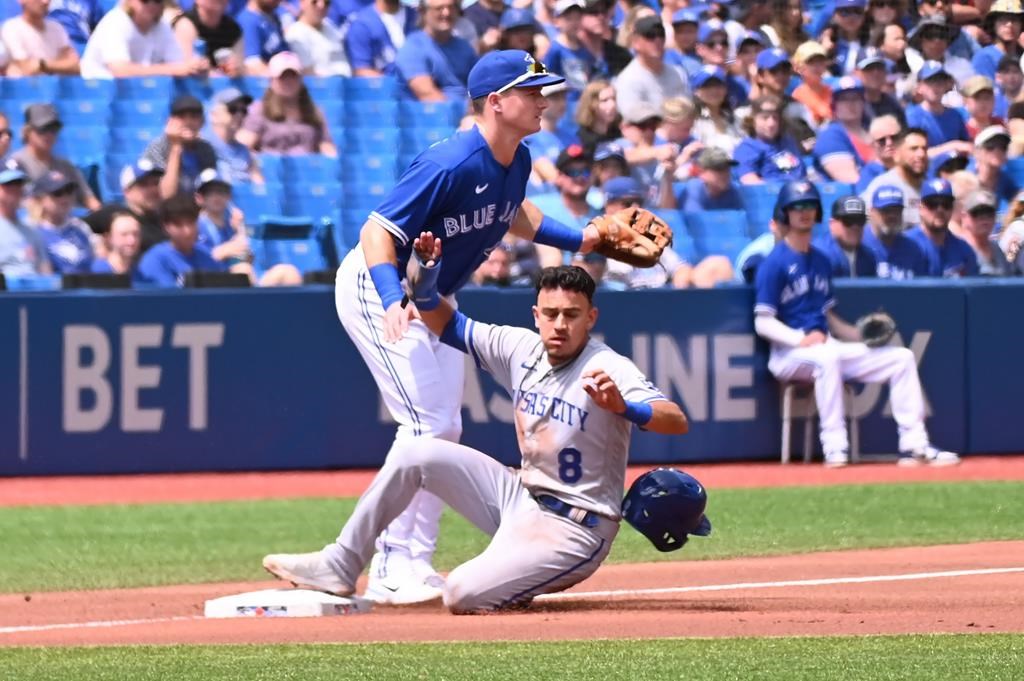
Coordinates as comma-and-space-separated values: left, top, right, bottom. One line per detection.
1, 482, 1021, 593
2, 635, 1023, 680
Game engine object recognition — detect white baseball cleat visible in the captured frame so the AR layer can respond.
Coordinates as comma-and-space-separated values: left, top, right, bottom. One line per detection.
897, 446, 961, 467
262, 551, 354, 596
824, 450, 850, 468
363, 553, 444, 605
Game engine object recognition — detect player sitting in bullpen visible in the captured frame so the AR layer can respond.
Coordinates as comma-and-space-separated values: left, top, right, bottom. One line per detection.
264, 236, 710, 613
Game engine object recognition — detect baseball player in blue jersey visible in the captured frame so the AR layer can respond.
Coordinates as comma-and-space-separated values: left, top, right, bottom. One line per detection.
753, 181, 960, 468
327, 50, 661, 605
906, 179, 981, 278
861, 186, 931, 280
264, 238, 704, 613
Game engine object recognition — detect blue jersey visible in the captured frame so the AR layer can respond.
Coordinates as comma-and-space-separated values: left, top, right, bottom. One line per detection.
905, 226, 979, 277
814, 233, 877, 278
813, 122, 868, 179
136, 242, 227, 288
733, 136, 806, 183
197, 211, 235, 249
754, 240, 835, 333
344, 5, 417, 75
47, 0, 103, 51
543, 41, 604, 92
368, 126, 531, 296
905, 104, 969, 146
236, 8, 289, 62
855, 161, 885, 194
971, 45, 1003, 80
861, 227, 930, 280
37, 221, 94, 274
395, 31, 477, 102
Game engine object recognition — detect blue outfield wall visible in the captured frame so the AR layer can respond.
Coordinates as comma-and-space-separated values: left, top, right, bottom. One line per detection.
0, 281, 1016, 476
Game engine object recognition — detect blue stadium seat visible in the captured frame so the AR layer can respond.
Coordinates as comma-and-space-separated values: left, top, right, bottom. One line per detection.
56, 101, 109, 127
257, 154, 284, 184
56, 127, 108, 164
101, 157, 135, 202
304, 75, 345, 102
109, 128, 161, 156
58, 77, 115, 102
282, 155, 341, 182
344, 181, 390, 211
250, 215, 328, 274
398, 100, 460, 128
319, 100, 345, 129
739, 183, 783, 236
233, 182, 284, 221
343, 76, 398, 101
400, 127, 453, 155
341, 208, 369, 247
341, 154, 397, 183
174, 76, 216, 102
693, 234, 751, 262
345, 127, 400, 154
684, 210, 751, 240
1, 100, 28, 127
116, 76, 174, 101
1, 75, 59, 102
344, 100, 398, 128
285, 182, 342, 219
111, 100, 167, 128
653, 209, 697, 263
241, 76, 270, 99
817, 181, 855, 222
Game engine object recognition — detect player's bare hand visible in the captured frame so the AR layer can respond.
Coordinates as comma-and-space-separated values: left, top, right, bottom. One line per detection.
800, 330, 827, 347
413, 231, 441, 267
582, 369, 626, 414
383, 300, 414, 343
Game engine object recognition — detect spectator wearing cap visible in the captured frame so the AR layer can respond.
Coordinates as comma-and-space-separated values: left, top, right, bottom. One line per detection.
84, 160, 166, 253
664, 9, 702, 80
614, 5, 656, 50
614, 15, 689, 115
11, 104, 99, 211
172, 0, 244, 77
994, 56, 1022, 120
927, 149, 969, 182
791, 41, 832, 126
969, 125, 1019, 206
727, 0, 773, 52
80, 0, 204, 79
690, 66, 743, 154
591, 141, 630, 190
730, 31, 767, 99
743, 48, 814, 129
395, 0, 477, 103
238, 52, 336, 156
861, 127, 928, 228
615, 102, 678, 208
136, 193, 227, 287
694, 20, 748, 109
962, 77, 1005, 142
970, 0, 1023, 81
1, 0, 80, 76
856, 49, 904, 127
90, 211, 142, 277
205, 88, 261, 185
905, 15, 973, 89
818, 0, 868, 77
906, 178, 980, 277
542, 0, 589, 91
47, 0, 104, 56
142, 95, 220, 201
528, 144, 601, 264
236, 0, 290, 75
30, 170, 95, 274
659, 97, 704, 181
959, 189, 1016, 275
525, 81, 574, 192
905, 62, 971, 155
284, 0, 350, 76
574, 80, 622, 154
760, 0, 808, 55
343, 0, 416, 77
862, 185, 931, 279
856, 115, 901, 193
676, 146, 745, 212
814, 194, 877, 277
498, 9, 540, 54
735, 96, 807, 185
0, 160, 49, 277
813, 77, 873, 184
913, 0, 979, 63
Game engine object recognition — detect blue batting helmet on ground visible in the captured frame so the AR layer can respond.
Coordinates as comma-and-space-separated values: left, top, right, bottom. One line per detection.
622, 468, 712, 552
773, 180, 823, 226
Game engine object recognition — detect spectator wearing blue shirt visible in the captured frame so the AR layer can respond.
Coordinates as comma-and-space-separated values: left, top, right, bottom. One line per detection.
994, 56, 1022, 119
734, 95, 807, 184
91, 211, 142, 280
926, 149, 968, 181
527, 144, 601, 265
33, 170, 96, 274
543, 0, 591, 91
327, 0, 372, 30
855, 114, 901, 193
237, 0, 290, 74
814, 194, 877, 278
344, 0, 417, 76
863, 185, 930, 280
742, 48, 814, 129
694, 20, 747, 109
905, 61, 972, 156
395, 0, 477, 102
970, 3, 1023, 80
813, 76, 873, 184
525, 81, 574, 194
665, 8, 703, 80
905, 178, 979, 277
969, 125, 1020, 206
137, 193, 227, 288
676, 147, 745, 212
47, 0, 103, 54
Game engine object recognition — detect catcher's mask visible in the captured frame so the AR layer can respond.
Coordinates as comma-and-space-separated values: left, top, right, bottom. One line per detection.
622, 468, 711, 552
773, 180, 823, 226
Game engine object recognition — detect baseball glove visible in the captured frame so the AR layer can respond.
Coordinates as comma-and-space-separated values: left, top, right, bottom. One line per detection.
589, 207, 673, 268
856, 311, 897, 348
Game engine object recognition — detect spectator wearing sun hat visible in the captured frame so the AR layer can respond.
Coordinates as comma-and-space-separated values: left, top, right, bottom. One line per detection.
813, 76, 873, 184
961, 76, 1005, 141
905, 14, 973, 88
971, 0, 1024, 80
790, 40, 833, 126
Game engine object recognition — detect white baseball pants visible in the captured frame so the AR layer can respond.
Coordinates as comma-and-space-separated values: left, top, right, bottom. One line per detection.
768, 338, 930, 456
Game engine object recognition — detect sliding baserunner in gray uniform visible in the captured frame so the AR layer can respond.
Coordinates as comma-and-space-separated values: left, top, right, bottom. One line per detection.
264, 234, 701, 613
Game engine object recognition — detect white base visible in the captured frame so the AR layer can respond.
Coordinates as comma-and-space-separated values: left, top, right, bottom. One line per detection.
204, 588, 373, 618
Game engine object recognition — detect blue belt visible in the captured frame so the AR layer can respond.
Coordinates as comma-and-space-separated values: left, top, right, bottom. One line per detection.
535, 494, 600, 529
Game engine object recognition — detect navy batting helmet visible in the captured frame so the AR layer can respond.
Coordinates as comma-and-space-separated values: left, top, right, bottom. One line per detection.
622, 468, 711, 552
773, 180, 823, 226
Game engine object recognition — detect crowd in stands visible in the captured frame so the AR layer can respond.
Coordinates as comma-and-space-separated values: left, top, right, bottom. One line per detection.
3, 0, 1024, 290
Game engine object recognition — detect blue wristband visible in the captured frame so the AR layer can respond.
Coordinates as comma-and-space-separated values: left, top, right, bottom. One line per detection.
534, 215, 584, 251
369, 263, 404, 309
412, 258, 442, 311
620, 400, 653, 426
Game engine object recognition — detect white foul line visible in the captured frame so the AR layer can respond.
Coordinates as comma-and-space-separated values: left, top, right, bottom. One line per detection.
18, 305, 27, 462
535, 566, 1024, 601
1, 567, 1021, 635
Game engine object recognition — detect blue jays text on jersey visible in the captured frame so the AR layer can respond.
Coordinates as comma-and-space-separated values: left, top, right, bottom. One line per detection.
754, 241, 836, 332
368, 125, 531, 296
514, 389, 591, 432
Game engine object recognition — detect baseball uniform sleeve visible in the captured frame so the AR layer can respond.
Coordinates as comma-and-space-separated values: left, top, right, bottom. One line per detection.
753, 255, 783, 316
605, 354, 667, 405
464, 320, 541, 390
368, 159, 452, 246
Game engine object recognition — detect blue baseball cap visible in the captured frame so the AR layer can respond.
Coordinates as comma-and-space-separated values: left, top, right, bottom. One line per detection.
831, 76, 864, 96
691, 65, 727, 89
697, 19, 727, 44
32, 169, 76, 196
671, 8, 701, 24
835, 0, 867, 8
872, 185, 905, 209
920, 178, 954, 200
0, 157, 28, 185
499, 8, 538, 31
467, 50, 564, 100
756, 47, 791, 71
856, 48, 888, 70
737, 30, 767, 48
918, 60, 952, 81
928, 150, 969, 177
594, 141, 627, 163
194, 167, 232, 192
119, 158, 165, 191
604, 177, 645, 203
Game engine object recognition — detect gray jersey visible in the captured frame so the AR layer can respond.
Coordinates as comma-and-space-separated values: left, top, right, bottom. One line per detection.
464, 321, 666, 519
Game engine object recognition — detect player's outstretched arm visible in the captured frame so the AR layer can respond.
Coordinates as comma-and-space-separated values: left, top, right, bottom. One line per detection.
582, 369, 688, 435
510, 198, 602, 253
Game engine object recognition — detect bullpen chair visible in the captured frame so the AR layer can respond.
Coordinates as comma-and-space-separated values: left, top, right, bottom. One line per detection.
780, 381, 861, 464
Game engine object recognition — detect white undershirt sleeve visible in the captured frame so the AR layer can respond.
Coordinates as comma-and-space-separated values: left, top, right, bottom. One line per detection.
755, 313, 806, 348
